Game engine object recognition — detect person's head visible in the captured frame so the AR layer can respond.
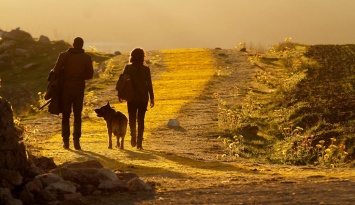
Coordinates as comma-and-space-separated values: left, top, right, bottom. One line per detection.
129, 48, 146, 65
73, 37, 84, 49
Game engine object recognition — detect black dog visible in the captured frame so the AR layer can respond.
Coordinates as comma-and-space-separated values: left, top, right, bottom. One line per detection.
94, 102, 128, 149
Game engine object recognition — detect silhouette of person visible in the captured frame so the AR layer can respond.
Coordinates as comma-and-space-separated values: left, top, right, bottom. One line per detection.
53, 37, 93, 149
119, 48, 154, 150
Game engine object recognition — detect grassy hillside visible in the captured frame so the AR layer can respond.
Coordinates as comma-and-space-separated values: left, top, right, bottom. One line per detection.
0, 40, 115, 115
216, 41, 355, 167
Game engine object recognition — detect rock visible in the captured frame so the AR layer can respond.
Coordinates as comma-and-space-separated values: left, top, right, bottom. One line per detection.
98, 180, 128, 191
52, 167, 118, 186
38, 35, 50, 44
80, 184, 97, 195
30, 155, 57, 171
2, 28, 33, 42
115, 171, 139, 181
25, 178, 43, 193
61, 160, 104, 169
46, 180, 76, 194
167, 119, 180, 128
240, 47, 247, 52
0, 187, 23, 205
19, 187, 35, 204
62, 192, 82, 202
23, 62, 39, 70
26, 166, 46, 178
128, 177, 152, 191
0, 169, 23, 187
38, 188, 58, 202
36, 173, 62, 187
0, 40, 17, 52
0, 52, 13, 61
114, 51, 121, 55
14, 48, 31, 57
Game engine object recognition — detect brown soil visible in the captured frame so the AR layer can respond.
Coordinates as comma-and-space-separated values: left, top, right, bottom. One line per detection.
23, 49, 355, 205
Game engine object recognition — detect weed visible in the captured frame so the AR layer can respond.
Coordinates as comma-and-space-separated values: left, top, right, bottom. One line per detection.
315, 138, 349, 167
218, 135, 245, 158
83, 91, 97, 118
14, 118, 40, 157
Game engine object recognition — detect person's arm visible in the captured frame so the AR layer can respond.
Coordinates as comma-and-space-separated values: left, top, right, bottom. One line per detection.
147, 67, 154, 108
84, 55, 94, 80
118, 65, 130, 103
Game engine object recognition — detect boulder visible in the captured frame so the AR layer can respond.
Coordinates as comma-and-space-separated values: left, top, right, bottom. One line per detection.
25, 178, 43, 193
0, 187, 23, 205
167, 119, 180, 128
2, 28, 33, 42
115, 171, 139, 181
19, 188, 34, 205
30, 155, 57, 171
52, 167, 118, 186
0, 97, 28, 175
23, 62, 39, 70
36, 173, 62, 187
0, 169, 23, 188
0, 40, 17, 51
14, 48, 31, 57
38, 35, 50, 44
46, 180, 76, 194
98, 180, 128, 191
128, 177, 152, 191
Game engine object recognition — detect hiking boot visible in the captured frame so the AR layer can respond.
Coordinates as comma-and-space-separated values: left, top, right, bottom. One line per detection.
63, 142, 69, 149
73, 139, 81, 150
137, 137, 143, 150
131, 136, 137, 147
137, 144, 143, 150
63, 139, 69, 149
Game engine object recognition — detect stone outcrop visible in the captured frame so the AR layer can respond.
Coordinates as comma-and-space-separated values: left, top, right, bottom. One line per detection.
2, 28, 34, 43
0, 97, 28, 175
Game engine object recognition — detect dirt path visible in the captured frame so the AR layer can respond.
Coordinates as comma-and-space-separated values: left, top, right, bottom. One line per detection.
23, 49, 355, 204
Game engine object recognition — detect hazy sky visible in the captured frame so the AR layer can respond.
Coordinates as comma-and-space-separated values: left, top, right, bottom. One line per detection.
1, 0, 354, 52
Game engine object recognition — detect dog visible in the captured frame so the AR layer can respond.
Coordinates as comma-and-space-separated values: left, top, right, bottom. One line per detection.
94, 102, 128, 149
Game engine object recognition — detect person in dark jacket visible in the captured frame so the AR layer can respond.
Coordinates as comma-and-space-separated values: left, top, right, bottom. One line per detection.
53, 37, 94, 150
119, 48, 154, 150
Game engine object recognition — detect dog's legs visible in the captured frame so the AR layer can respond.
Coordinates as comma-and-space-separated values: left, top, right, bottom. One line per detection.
107, 125, 113, 149
116, 136, 121, 149
119, 136, 124, 150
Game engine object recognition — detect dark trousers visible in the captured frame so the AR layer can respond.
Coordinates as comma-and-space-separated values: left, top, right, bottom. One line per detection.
127, 101, 148, 144
61, 87, 84, 142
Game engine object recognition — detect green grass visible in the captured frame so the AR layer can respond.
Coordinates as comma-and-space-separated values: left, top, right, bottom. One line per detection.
217, 42, 355, 167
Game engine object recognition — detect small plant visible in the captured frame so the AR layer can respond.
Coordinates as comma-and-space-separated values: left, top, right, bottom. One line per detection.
28, 92, 48, 114
14, 118, 40, 157
88, 46, 97, 52
315, 138, 349, 167
247, 54, 261, 66
218, 135, 245, 158
83, 91, 97, 118
236, 41, 246, 51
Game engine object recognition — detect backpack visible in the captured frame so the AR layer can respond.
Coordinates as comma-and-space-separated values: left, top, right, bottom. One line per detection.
115, 73, 134, 102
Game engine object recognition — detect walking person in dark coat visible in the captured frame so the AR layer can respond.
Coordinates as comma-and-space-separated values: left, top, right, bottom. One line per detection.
119, 48, 154, 150
53, 37, 94, 150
